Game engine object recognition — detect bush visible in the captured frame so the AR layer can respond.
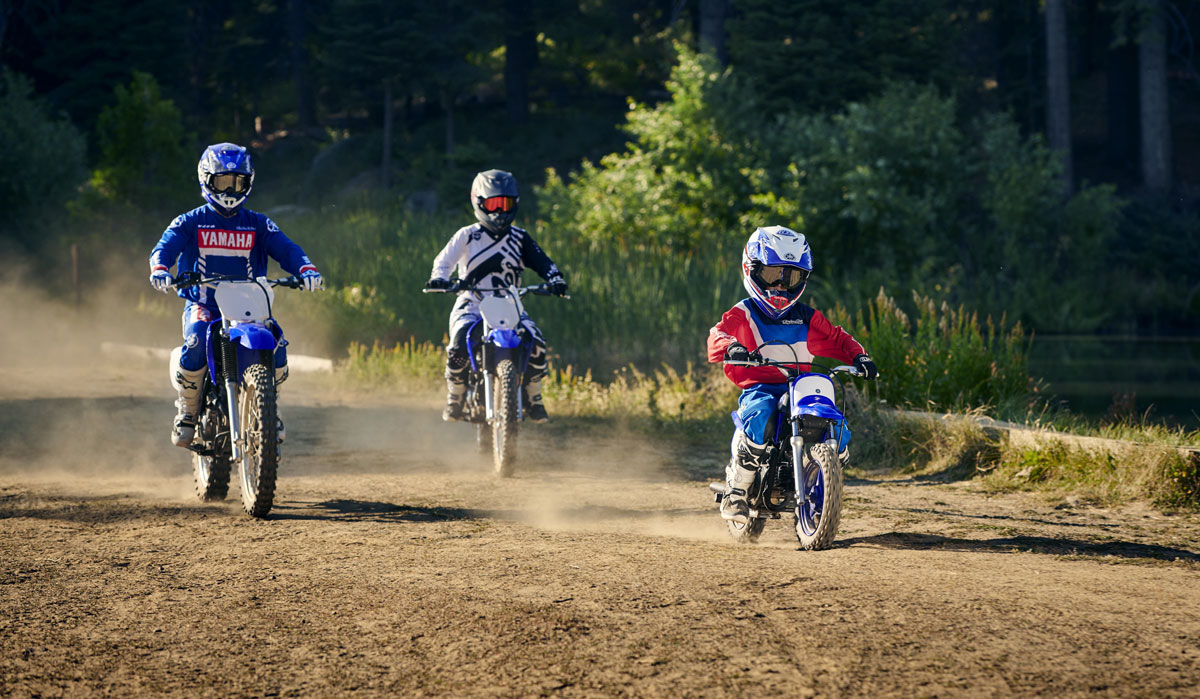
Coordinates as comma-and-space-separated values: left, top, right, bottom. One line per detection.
87, 71, 194, 213
0, 70, 87, 247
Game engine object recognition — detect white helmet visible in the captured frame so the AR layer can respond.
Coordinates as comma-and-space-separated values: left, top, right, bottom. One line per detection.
741, 226, 813, 318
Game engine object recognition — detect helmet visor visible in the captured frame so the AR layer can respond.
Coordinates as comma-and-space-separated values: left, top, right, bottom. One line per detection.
210, 172, 251, 195
752, 264, 809, 291
479, 195, 517, 213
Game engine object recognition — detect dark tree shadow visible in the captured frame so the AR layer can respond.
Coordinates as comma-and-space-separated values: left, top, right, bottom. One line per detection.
267, 499, 711, 524
838, 531, 1200, 563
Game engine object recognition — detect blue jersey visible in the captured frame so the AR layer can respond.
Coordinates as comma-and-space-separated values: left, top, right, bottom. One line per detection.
149, 204, 317, 309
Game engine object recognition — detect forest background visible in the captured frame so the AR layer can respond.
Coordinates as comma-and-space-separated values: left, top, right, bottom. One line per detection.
2, 0, 1198, 427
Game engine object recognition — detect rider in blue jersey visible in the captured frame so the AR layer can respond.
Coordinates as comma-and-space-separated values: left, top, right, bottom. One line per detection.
148, 143, 323, 448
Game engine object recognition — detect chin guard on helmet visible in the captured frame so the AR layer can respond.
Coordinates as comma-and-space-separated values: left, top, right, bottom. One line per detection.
199, 143, 255, 213
741, 225, 813, 318
471, 169, 519, 233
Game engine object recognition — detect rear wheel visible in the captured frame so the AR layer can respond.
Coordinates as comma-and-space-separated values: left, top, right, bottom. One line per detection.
237, 363, 278, 518
492, 359, 519, 477
794, 443, 843, 550
193, 408, 230, 501
726, 470, 767, 544
468, 377, 491, 454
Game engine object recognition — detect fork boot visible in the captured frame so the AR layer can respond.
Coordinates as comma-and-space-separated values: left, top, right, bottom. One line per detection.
275, 365, 288, 443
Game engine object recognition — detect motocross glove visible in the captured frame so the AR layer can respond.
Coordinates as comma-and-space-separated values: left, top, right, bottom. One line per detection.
853, 354, 879, 380
547, 275, 568, 297
723, 342, 762, 364
150, 269, 174, 294
300, 269, 324, 292
425, 278, 454, 291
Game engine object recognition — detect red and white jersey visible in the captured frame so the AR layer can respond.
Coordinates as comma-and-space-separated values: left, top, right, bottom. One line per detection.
707, 299, 866, 388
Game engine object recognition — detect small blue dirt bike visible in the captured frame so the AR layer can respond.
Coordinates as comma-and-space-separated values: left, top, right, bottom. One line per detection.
173, 271, 303, 518
424, 282, 566, 477
710, 346, 865, 549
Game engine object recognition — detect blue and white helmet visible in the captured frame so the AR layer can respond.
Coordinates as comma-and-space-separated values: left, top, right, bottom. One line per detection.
198, 143, 255, 214
741, 226, 813, 318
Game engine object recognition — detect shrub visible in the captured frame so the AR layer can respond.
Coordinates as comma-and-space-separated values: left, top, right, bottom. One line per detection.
0, 70, 87, 247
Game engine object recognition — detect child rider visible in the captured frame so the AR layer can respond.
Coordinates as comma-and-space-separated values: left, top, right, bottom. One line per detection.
706, 226, 878, 524
424, 169, 568, 423
149, 143, 323, 448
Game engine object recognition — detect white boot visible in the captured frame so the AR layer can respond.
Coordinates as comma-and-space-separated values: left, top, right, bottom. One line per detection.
170, 363, 206, 448
721, 434, 767, 524
524, 379, 547, 423
443, 379, 467, 422
275, 365, 288, 443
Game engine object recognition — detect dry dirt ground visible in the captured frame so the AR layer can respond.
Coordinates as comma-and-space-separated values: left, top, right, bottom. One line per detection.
2, 362, 1199, 697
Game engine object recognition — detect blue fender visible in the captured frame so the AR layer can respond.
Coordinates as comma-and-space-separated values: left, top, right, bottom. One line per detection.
229, 323, 278, 350
793, 394, 845, 421
487, 327, 522, 349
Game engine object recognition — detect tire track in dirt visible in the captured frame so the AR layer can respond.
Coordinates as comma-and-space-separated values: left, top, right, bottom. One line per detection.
1, 366, 1198, 696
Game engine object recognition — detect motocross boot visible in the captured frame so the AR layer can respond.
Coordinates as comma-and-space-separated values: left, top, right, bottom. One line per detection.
171, 365, 206, 448
275, 365, 288, 444
443, 379, 466, 422
524, 379, 548, 423
721, 435, 768, 524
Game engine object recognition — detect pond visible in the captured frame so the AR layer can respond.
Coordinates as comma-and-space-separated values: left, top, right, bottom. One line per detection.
1029, 336, 1200, 429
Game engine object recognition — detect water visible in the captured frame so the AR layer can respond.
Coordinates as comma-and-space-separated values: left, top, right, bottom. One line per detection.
1029, 336, 1200, 428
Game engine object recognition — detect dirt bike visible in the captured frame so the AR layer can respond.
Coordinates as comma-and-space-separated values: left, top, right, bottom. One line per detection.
173, 271, 303, 518
424, 282, 566, 477
709, 346, 865, 549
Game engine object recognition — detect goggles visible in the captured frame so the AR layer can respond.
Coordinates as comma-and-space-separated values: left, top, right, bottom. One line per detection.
479, 195, 517, 214
752, 263, 809, 291
209, 172, 251, 195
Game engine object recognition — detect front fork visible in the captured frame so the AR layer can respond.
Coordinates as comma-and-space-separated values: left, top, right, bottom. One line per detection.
789, 418, 810, 511
220, 319, 243, 461
479, 344, 525, 423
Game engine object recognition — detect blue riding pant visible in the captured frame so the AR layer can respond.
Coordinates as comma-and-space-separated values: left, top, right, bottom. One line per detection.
180, 302, 287, 372
736, 382, 851, 450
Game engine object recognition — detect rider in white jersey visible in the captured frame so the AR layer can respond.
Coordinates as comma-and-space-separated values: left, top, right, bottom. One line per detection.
425, 170, 567, 423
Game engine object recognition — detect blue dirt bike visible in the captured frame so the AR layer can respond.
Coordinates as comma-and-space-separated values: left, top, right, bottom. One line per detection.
710, 346, 865, 549
173, 271, 303, 518
424, 282, 565, 477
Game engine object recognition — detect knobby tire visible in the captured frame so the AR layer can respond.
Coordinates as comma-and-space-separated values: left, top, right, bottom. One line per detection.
794, 443, 843, 550
492, 359, 519, 477
238, 363, 279, 518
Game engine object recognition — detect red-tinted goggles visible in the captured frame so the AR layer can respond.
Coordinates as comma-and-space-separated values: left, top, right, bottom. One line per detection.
752, 263, 809, 291
479, 195, 517, 213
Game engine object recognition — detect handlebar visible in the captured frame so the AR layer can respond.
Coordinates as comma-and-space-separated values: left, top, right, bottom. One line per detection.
422, 282, 570, 300
724, 357, 866, 379
173, 272, 303, 290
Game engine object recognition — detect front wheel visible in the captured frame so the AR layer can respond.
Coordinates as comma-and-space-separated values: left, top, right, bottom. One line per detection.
237, 363, 279, 518
794, 443, 843, 550
491, 359, 519, 477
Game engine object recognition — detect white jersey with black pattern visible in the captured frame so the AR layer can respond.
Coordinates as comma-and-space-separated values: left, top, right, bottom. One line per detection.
430, 223, 561, 297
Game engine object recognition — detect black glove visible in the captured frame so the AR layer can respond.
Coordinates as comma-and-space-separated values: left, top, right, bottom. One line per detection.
724, 342, 761, 364
853, 354, 878, 380
425, 278, 453, 291
547, 276, 568, 296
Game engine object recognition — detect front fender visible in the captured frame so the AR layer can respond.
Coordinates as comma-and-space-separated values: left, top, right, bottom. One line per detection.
228, 323, 278, 351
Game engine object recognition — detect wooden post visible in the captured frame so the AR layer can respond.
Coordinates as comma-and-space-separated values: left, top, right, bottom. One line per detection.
71, 243, 80, 309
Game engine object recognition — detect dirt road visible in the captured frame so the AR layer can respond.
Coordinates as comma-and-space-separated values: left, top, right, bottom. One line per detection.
2, 364, 1198, 697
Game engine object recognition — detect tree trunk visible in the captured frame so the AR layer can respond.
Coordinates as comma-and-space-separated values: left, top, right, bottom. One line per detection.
1044, 0, 1073, 194
504, 0, 537, 123
1139, 0, 1171, 192
1106, 41, 1138, 174
441, 88, 455, 158
288, 0, 317, 133
699, 0, 728, 67
381, 80, 393, 190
